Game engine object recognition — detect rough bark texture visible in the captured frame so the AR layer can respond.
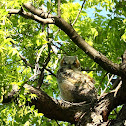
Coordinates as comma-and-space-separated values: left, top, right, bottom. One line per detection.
5, 3, 126, 126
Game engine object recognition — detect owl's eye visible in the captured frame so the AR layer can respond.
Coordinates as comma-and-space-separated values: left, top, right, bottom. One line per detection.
73, 62, 76, 65
63, 62, 67, 65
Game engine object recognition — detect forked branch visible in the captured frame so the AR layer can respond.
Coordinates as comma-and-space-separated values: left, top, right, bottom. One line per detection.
8, 3, 126, 77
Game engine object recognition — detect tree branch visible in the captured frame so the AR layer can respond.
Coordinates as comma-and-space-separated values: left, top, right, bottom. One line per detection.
37, 47, 51, 88
111, 77, 121, 90
45, 68, 56, 77
72, 0, 86, 26
57, 0, 61, 17
10, 41, 34, 68
99, 74, 114, 100
54, 17, 123, 76
2, 83, 94, 124
8, 8, 54, 24
36, 44, 46, 63
23, 3, 54, 19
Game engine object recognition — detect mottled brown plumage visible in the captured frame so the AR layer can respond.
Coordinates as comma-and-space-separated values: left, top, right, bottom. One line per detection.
57, 56, 97, 103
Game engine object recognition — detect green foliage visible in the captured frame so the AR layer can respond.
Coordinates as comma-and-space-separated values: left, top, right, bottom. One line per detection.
108, 105, 123, 120
0, 0, 126, 125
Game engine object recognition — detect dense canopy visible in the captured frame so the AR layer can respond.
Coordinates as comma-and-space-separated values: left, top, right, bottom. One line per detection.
0, 0, 126, 125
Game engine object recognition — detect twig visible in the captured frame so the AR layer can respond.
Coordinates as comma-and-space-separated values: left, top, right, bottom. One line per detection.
53, 41, 69, 43
72, 0, 86, 26
34, 45, 47, 80
45, 68, 56, 77
37, 25, 51, 88
57, 0, 61, 17
36, 44, 46, 63
99, 74, 114, 100
19, 53, 34, 68
9, 41, 34, 68
29, 73, 40, 80
114, 81, 122, 97
55, 120, 60, 126
53, 29, 60, 36
111, 77, 121, 90
37, 52, 51, 88
97, 72, 108, 91
51, 42, 69, 55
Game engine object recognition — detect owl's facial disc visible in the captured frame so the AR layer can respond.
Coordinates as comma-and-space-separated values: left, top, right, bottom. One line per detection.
60, 56, 81, 70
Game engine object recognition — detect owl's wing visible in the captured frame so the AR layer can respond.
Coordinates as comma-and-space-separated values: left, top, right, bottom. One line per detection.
72, 71, 97, 103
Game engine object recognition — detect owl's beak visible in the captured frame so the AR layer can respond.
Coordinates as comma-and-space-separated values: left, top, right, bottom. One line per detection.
68, 64, 71, 69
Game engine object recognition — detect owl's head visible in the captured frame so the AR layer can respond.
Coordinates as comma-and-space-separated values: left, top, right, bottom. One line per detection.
60, 56, 81, 71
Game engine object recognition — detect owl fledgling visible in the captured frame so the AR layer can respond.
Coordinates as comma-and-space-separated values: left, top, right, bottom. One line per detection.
57, 56, 97, 103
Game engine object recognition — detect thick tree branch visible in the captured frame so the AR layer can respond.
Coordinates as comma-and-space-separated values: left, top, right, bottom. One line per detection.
2, 79, 126, 126
23, 3, 53, 19
54, 18, 123, 76
8, 8, 54, 24
2, 84, 94, 124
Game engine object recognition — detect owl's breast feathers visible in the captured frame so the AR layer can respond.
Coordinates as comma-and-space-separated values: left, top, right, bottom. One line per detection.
57, 68, 97, 103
